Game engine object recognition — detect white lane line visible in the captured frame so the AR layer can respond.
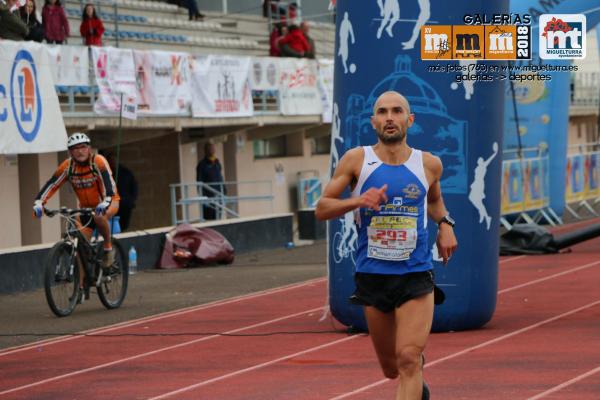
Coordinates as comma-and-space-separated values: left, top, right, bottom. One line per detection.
498, 260, 600, 294
148, 335, 363, 400
0, 306, 326, 396
499, 255, 527, 264
327, 301, 600, 399
0, 277, 327, 356
527, 365, 600, 400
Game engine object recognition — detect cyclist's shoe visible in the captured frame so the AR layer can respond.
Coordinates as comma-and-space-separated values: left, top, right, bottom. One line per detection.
103, 248, 115, 268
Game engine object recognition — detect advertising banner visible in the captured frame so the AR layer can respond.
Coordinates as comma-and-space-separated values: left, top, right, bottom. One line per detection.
134, 50, 191, 115
190, 55, 253, 118
0, 41, 67, 154
46, 45, 89, 87
91, 47, 136, 115
278, 58, 323, 116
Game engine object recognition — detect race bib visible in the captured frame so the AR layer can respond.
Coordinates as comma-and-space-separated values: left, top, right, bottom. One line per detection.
367, 216, 418, 261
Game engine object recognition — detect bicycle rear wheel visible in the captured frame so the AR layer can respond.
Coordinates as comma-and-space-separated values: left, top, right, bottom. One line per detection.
97, 240, 128, 309
44, 241, 80, 317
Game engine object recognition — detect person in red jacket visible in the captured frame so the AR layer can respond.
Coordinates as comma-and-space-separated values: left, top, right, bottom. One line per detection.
278, 24, 310, 58
80, 3, 104, 46
42, 0, 70, 44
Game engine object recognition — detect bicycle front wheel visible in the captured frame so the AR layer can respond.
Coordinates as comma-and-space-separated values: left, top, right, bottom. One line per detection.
44, 241, 80, 317
97, 240, 128, 309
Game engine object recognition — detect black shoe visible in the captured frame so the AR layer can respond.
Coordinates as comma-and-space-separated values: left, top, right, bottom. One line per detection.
422, 381, 430, 400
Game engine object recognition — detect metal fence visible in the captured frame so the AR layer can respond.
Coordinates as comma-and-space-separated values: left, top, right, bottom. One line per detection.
169, 180, 274, 225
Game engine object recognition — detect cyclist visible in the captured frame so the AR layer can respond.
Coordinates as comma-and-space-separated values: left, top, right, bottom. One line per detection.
33, 133, 120, 270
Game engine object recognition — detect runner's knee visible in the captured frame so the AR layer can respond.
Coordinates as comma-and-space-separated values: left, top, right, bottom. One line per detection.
396, 346, 422, 375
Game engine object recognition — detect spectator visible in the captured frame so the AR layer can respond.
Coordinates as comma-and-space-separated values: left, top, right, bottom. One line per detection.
181, 0, 204, 21
300, 21, 315, 59
100, 151, 139, 231
79, 3, 104, 46
269, 24, 288, 57
0, 0, 29, 41
42, 0, 69, 44
20, 0, 43, 42
279, 24, 310, 58
196, 142, 226, 221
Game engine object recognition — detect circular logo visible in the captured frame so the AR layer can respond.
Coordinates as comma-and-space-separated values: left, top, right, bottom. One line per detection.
10, 50, 42, 142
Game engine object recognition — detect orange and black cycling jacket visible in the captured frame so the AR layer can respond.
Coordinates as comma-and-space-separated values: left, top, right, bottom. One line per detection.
35, 154, 120, 208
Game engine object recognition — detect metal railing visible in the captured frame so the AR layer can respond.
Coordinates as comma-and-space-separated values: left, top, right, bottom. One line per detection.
571, 72, 600, 109
169, 180, 274, 225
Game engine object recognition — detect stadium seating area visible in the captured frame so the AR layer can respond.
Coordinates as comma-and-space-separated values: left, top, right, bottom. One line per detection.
61, 0, 335, 57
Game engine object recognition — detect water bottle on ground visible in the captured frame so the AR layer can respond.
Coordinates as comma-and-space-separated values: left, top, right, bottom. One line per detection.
128, 246, 138, 275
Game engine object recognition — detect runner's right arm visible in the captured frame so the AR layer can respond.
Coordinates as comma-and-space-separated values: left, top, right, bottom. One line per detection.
316, 148, 387, 221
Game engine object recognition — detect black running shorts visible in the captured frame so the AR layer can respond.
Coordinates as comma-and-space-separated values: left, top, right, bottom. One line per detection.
350, 271, 435, 313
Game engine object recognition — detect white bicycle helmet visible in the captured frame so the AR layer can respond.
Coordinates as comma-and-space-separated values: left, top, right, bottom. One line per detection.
67, 132, 91, 149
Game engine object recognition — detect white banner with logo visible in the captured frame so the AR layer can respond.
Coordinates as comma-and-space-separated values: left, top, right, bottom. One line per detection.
250, 57, 280, 91
278, 58, 323, 115
0, 41, 67, 154
46, 45, 89, 87
134, 50, 191, 115
91, 47, 136, 115
317, 58, 334, 123
190, 55, 253, 118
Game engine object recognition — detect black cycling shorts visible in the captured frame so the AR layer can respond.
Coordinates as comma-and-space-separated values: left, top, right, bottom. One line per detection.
349, 271, 436, 313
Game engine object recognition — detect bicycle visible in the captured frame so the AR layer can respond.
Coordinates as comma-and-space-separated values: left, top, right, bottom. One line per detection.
43, 207, 128, 317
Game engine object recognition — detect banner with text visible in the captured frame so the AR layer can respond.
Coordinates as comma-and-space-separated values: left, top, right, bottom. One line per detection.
91, 47, 136, 115
0, 41, 67, 154
190, 55, 253, 118
134, 50, 191, 115
278, 58, 323, 116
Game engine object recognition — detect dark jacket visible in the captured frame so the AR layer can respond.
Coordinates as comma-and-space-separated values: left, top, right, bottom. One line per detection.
42, 4, 70, 42
20, 11, 44, 42
80, 17, 104, 46
0, 4, 29, 41
196, 157, 226, 197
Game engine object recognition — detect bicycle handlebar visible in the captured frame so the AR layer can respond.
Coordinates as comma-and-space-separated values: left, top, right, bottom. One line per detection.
44, 207, 94, 218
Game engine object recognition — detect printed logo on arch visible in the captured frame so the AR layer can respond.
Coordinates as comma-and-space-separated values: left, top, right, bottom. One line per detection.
538, 14, 586, 59
421, 25, 452, 60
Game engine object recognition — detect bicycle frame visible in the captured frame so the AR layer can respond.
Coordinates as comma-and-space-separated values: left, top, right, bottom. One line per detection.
51, 208, 104, 288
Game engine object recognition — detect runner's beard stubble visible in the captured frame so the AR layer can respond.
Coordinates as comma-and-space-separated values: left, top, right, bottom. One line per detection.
376, 124, 407, 144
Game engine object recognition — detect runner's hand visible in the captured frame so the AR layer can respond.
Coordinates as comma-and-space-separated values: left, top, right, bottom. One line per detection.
436, 223, 458, 265
33, 200, 43, 219
359, 184, 388, 211
95, 197, 111, 216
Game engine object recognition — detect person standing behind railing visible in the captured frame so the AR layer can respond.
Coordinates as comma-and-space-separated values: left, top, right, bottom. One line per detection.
196, 142, 226, 221
42, 0, 69, 44
20, 0, 44, 42
79, 3, 104, 46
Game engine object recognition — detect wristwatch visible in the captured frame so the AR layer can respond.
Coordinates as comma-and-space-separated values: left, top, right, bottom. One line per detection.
438, 214, 455, 227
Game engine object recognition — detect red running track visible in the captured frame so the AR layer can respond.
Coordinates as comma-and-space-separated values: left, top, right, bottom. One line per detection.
1, 224, 599, 399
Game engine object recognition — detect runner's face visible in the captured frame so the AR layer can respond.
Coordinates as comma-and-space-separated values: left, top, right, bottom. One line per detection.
371, 93, 413, 144
69, 144, 91, 163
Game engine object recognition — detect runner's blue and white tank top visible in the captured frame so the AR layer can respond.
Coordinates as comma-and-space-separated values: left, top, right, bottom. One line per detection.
351, 146, 432, 275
